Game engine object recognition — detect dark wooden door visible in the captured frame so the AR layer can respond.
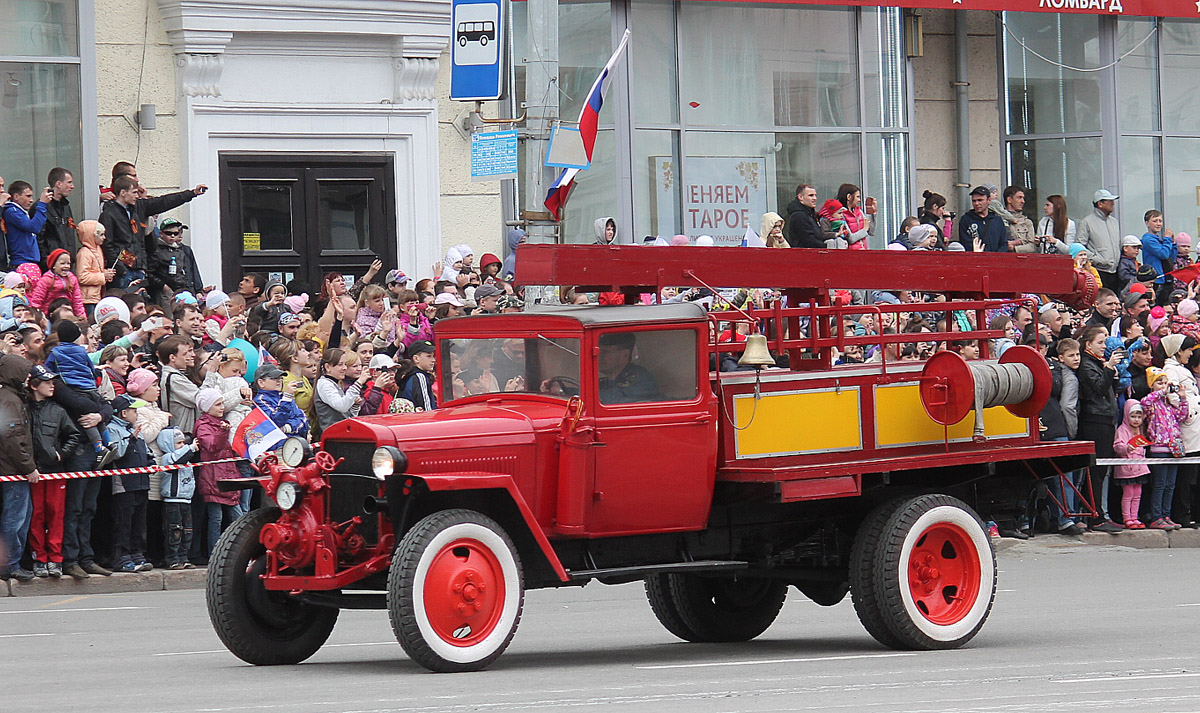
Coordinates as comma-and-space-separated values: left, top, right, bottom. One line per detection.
219, 154, 396, 291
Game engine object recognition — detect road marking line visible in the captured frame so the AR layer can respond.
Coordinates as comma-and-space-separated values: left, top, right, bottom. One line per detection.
635, 653, 917, 670
41, 595, 90, 608
1177, 603, 1200, 607
0, 606, 152, 615
0, 633, 54, 638
154, 642, 396, 657
1056, 672, 1200, 683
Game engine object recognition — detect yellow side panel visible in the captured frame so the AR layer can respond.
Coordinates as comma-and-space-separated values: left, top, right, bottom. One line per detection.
734, 388, 861, 458
874, 383, 1029, 447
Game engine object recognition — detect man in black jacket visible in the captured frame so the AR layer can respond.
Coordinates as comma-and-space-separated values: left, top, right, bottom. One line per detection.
38, 167, 76, 266
99, 175, 207, 291
784, 184, 829, 249
147, 218, 205, 302
0, 353, 40, 581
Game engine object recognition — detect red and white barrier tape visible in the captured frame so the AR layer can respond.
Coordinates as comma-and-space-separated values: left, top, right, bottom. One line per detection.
0, 456, 248, 483
1094, 457, 1200, 466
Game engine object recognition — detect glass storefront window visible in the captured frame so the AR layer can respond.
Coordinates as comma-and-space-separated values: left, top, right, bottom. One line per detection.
1164, 138, 1200, 252
1008, 137, 1103, 225
1118, 136, 1161, 238
862, 8, 907, 130
1117, 19, 1159, 132
866, 132, 909, 248
678, 2, 858, 129
1004, 13, 1102, 135
0, 0, 78, 57
1161, 20, 1200, 134
635, 129, 681, 239
0, 62, 82, 192
630, 0, 678, 126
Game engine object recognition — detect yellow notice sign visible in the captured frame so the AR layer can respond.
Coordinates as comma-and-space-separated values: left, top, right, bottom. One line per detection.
243, 233, 261, 251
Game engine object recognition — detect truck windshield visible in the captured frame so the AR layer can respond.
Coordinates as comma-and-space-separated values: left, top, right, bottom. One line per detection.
442, 337, 581, 401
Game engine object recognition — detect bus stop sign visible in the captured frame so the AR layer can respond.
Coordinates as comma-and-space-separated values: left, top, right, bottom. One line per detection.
450, 0, 503, 101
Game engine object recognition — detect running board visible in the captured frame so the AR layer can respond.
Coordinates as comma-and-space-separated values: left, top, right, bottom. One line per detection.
296, 591, 387, 610
566, 560, 749, 582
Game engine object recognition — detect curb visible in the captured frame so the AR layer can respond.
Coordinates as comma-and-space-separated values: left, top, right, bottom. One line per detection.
2, 567, 207, 598
5, 530, 1200, 597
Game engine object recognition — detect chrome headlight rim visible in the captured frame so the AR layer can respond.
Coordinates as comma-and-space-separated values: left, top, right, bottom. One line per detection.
371, 446, 408, 480
276, 481, 301, 510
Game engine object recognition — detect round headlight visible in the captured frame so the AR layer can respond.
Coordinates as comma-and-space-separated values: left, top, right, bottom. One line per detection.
371, 446, 408, 480
276, 481, 301, 510
279, 437, 312, 468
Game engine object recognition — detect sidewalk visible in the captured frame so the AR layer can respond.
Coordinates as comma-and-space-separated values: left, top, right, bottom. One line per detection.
4, 528, 1199, 597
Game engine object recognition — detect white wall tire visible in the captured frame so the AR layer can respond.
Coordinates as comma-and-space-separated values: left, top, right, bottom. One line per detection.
851, 494, 996, 650
388, 509, 523, 672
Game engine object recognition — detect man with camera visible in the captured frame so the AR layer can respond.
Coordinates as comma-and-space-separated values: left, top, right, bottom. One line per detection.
2, 181, 52, 269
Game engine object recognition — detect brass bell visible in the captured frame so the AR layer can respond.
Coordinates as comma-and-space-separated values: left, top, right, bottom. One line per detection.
738, 333, 776, 369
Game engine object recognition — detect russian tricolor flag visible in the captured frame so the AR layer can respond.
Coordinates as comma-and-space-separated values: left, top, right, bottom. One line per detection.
232, 406, 288, 460
544, 29, 631, 220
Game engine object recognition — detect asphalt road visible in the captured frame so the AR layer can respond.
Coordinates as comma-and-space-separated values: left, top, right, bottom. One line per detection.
4, 543, 1200, 713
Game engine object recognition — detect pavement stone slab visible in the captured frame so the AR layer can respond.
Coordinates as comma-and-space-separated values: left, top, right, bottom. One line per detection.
1168, 528, 1200, 548
1079, 529, 1169, 548
163, 567, 208, 590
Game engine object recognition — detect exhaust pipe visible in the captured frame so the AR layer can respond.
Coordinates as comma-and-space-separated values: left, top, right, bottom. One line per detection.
363, 496, 389, 514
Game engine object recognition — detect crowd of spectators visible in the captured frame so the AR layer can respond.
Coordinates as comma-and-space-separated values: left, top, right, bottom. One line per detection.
1, 162, 1197, 582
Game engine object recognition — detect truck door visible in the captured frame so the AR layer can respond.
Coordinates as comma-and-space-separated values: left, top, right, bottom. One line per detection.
586, 327, 717, 535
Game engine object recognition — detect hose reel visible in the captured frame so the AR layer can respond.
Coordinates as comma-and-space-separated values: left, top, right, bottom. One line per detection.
919, 346, 1051, 440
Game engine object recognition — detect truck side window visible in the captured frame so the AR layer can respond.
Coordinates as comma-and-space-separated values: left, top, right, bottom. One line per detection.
597, 329, 698, 405
443, 337, 580, 400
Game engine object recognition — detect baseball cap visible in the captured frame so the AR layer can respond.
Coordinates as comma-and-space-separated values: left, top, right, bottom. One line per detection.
474, 284, 503, 301
95, 296, 131, 325
969, 185, 990, 197
368, 354, 397, 370
407, 340, 435, 356
1123, 291, 1148, 308
1121, 235, 1142, 248
1093, 189, 1119, 202
254, 363, 286, 381
111, 394, 149, 412
28, 364, 57, 382
433, 293, 464, 307
160, 218, 188, 231
385, 269, 408, 285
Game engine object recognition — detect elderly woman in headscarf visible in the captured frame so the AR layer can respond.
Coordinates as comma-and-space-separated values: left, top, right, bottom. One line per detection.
760, 212, 787, 248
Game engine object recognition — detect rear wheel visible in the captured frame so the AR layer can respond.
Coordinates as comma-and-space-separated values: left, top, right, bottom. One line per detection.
388, 509, 524, 672
645, 574, 702, 641
850, 494, 995, 650
206, 507, 338, 665
655, 573, 787, 642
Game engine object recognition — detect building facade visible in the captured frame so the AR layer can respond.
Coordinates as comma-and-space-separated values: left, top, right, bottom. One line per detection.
3, 0, 1200, 280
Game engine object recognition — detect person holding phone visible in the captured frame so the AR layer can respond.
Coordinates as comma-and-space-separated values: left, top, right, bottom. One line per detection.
1, 180, 51, 268
835, 183, 874, 251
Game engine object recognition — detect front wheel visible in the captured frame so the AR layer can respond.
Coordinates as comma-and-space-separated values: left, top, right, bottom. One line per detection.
388, 509, 524, 672
850, 494, 996, 650
206, 507, 338, 665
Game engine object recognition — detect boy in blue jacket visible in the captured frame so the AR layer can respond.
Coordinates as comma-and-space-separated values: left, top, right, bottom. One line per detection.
105, 394, 152, 573
44, 319, 108, 457
157, 427, 199, 570
1, 181, 51, 268
252, 363, 308, 437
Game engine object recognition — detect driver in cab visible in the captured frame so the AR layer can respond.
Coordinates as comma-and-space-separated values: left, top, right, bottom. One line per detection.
597, 332, 660, 404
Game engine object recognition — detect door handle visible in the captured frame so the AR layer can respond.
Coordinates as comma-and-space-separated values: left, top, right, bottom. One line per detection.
694, 414, 712, 423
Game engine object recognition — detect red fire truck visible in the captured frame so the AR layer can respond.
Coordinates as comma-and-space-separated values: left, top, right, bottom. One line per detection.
207, 245, 1096, 672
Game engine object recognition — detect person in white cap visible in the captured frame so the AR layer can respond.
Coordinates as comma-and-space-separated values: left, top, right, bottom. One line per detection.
1118, 235, 1143, 292
1076, 189, 1122, 292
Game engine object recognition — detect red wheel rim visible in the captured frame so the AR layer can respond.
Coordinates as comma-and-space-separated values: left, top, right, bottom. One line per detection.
422, 538, 507, 647
906, 523, 981, 625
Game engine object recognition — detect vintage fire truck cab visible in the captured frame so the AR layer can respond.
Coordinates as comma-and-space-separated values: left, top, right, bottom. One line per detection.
207, 245, 1097, 673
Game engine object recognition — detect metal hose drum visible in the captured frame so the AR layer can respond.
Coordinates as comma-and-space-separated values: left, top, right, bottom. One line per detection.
919, 346, 1051, 439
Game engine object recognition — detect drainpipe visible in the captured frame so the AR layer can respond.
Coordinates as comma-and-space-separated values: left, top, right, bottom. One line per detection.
954, 10, 970, 214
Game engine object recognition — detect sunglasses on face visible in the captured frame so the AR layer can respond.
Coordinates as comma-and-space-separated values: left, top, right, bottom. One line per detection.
162, 231, 182, 237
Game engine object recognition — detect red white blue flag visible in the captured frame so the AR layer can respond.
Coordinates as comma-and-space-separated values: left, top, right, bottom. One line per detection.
544, 29, 631, 220
232, 406, 287, 460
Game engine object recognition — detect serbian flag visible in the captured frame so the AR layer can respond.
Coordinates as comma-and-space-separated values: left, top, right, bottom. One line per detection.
258, 343, 277, 367
544, 29, 631, 220
232, 406, 287, 460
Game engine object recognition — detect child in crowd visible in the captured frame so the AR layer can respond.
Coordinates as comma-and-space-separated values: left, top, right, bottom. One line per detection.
1069, 244, 1102, 285
195, 387, 242, 553
253, 363, 309, 437
201, 348, 253, 511
1140, 369, 1189, 530
96, 344, 130, 398
26, 364, 85, 578
1113, 399, 1150, 530
354, 285, 397, 345
1174, 232, 1193, 273
397, 340, 438, 411
105, 394, 153, 573
359, 354, 396, 416
28, 249, 85, 318
157, 427, 199, 569
202, 290, 231, 347
1117, 236, 1142, 293
249, 281, 288, 333
44, 319, 108, 458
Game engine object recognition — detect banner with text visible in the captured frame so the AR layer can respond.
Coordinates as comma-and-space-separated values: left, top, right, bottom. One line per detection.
654, 156, 768, 247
